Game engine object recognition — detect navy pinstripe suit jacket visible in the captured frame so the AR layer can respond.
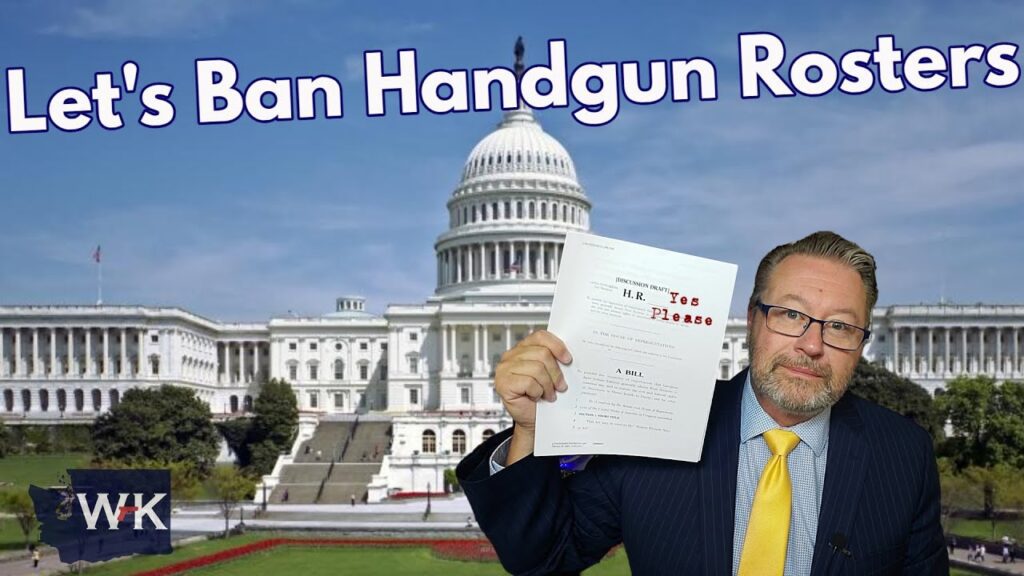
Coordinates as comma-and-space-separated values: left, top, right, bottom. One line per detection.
456, 369, 949, 575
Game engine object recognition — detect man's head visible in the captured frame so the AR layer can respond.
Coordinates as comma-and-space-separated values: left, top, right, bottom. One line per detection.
746, 231, 877, 422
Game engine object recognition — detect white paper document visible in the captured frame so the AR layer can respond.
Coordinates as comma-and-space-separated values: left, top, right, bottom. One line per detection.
535, 231, 738, 462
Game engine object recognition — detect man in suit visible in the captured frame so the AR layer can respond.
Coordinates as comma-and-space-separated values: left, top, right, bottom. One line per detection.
456, 231, 948, 575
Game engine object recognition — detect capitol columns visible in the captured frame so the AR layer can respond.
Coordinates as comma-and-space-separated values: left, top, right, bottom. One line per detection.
51, 327, 58, 377
892, 328, 900, 374
31, 329, 40, 377
67, 329, 75, 377
979, 328, 986, 373
0, 328, 6, 377
539, 242, 547, 279
944, 328, 951, 376
1015, 327, 1021, 375
239, 341, 246, 384
137, 329, 145, 377
473, 324, 481, 374
120, 328, 128, 377
102, 328, 111, 377
254, 342, 261, 382
927, 327, 934, 375
997, 328, 1003, 375
961, 329, 968, 373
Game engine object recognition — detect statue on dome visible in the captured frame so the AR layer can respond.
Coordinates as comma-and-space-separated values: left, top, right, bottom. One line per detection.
514, 36, 525, 77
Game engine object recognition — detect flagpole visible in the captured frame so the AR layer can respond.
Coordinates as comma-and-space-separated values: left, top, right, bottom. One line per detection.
97, 259, 103, 306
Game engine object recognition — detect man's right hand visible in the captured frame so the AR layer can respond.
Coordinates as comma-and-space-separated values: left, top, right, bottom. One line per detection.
494, 329, 572, 466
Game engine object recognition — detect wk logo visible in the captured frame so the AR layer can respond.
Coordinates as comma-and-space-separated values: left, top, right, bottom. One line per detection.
78, 493, 168, 530
30, 469, 172, 563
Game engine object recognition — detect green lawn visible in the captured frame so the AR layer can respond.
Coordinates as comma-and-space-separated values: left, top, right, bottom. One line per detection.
0, 452, 92, 489
75, 534, 632, 576
948, 517, 1024, 542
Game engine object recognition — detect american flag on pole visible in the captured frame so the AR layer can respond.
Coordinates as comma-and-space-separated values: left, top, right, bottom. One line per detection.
92, 245, 101, 263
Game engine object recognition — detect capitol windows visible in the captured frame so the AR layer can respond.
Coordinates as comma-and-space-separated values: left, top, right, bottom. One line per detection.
244, 395, 253, 411
481, 204, 487, 221
230, 395, 239, 412
151, 333, 159, 343
91, 389, 101, 411
57, 389, 66, 412
409, 332, 418, 341
409, 387, 420, 406
562, 205, 568, 221
110, 389, 119, 408
504, 201, 511, 219
309, 341, 318, 351
408, 356, 419, 374
3, 390, 12, 412
288, 342, 297, 351
472, 205, 478, 223
150, 355, 160, 376
452, 429, 467, 455
551, 202, 558, 220
39, 390, 49, 411
482, 429, 495, 443
74, 389, 84, 412
541, 203, 547, 219
335, 342, 343, 351
308, 391, 318, 409
721, 363, 730, 380
309, 363, 318, 381
722, 342, 730, 351
360, 342, 368, 351
359, 363, 369, 380
492, 202, 498, 219
288, 363, 298, 381
422, 429, 436, 453
571, 206, 576, 223
460, 386, 471, 404
516, 201, 523, 219
334, 359, 345, 380
529, 202, 535, 219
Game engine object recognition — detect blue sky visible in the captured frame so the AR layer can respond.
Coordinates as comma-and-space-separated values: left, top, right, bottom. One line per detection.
1, 0, 1022, 321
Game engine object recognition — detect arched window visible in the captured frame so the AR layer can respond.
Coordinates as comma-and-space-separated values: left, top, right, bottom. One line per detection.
244, 395, 253, 411
334, 359, 345, 380
481, 204, 487, 221
3, 390, 12, 412
74, 389, 84, 411
529, 202, 535, 219
57, 389, 67, 412
482, 429, 495, 442
22, 389, 31, 411
91, 389, 101, 411
40, 389, 49, 412
516, 201, 523, 219
541, 203, 547, 219
109, 389, 119, 408
452, 429, 467, 454
563, 205, 568, 221
230, 395, 239, 412
552, 202, 559, 220
422, 430, 437, 453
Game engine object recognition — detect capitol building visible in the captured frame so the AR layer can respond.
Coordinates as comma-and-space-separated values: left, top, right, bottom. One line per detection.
2, 82, 1023, 502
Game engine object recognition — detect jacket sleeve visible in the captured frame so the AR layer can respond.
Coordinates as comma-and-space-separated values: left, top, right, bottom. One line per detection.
901, 435, 949, 575
456, 427, 624, 575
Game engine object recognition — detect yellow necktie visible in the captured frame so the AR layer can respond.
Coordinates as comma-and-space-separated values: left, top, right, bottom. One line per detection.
738, 429, 801, 576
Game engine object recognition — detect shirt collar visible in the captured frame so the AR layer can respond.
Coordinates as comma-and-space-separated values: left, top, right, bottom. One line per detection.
739, 371, 831, 456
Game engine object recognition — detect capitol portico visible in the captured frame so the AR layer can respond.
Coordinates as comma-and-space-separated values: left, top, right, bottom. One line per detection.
2, 51, 1023, 500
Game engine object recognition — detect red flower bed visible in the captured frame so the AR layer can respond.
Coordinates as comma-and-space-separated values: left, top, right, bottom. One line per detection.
132, 537, 500, 575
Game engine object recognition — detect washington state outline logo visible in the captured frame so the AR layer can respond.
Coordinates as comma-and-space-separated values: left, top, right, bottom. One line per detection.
29, 469, 172, 563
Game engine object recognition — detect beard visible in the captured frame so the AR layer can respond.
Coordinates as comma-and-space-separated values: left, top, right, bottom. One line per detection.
748, 331, 851, 416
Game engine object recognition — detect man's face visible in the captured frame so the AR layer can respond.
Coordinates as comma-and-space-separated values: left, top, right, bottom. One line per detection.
747, 254, 867, 417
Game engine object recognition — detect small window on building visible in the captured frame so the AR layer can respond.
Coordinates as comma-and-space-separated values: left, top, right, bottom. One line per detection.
309, 392, 318, 408
410, 388, 420, 405
410, 332, 418, 341
288, 364, 297, 381
335, 342, 342, 351
310, 341, 318, 351
422, 429, 435, 452
360, 364, 368, 380
409, 357, 419, 373
381, 342, 388, 351
453, 430, 467, 454
461, 387, 471, 404
722, 342, 729, 350
360, 342, 368, 351
289, 342, 297, 351
741, 342, 748, 350
150, 334, 159, 343
309, 364, 318, 380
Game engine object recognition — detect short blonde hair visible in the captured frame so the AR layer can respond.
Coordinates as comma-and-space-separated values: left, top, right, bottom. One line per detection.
748, 231, 878, 324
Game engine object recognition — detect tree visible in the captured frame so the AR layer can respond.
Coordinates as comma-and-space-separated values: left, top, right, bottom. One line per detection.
210, 467, 254, 538
0, 420, 9, 458
243, 379, 298, 476
848, 358, 944, 443
936, 376, 1024, 470
0, 490, 39, 545
938, 458, 982, 534
91, 385, 220, 476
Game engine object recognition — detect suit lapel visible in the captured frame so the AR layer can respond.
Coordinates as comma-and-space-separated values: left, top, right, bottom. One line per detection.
700, 370, 745, 574
809, 392, 868, 576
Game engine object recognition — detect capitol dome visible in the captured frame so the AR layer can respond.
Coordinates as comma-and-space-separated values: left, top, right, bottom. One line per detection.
459, 107, 578, 183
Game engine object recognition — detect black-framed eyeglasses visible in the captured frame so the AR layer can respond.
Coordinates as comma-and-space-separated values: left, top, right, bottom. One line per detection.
754, 300, 871, 351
